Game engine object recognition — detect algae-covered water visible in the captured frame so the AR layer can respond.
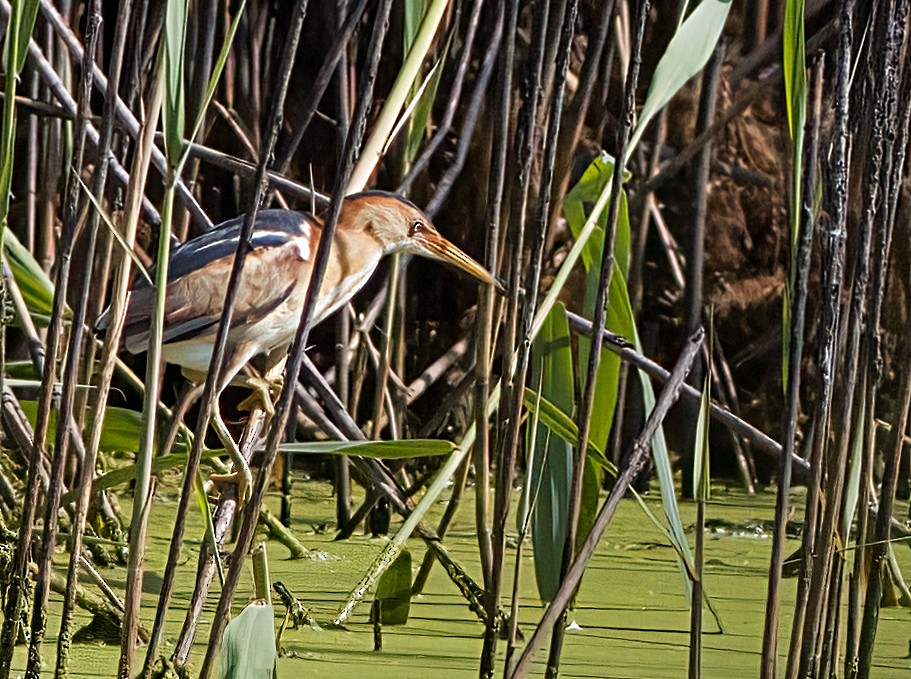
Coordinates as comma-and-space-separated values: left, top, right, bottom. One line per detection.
10, 478, 911, 677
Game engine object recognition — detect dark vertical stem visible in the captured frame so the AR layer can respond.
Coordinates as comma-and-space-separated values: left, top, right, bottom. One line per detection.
797, 2, 856, 674
544, 3, 649, 677
820, 552, 847, 678
480, 0, 531, 672
472, 0, 509, 611
15, 8, 96, 678
334, 0, 353, 530
424, 17, 502, 219
271, 0, 370, 178
787, 38, 848, 679
198, 3, 392, 675
686, 45, 723, 679
0, 40, 61, 679
140, 3, 311, 674
759, 52, 821, 679
474, 0, 519, 668
845, 226, 876, 676
57, 0, 130, 673
398, 0, 486, 194
170, 415, 265, 668
686, 40, 722, 330
549, 0, 616, 233
855, 2, 911, 674
499, 0, 577, 671
681, 43, 723, 499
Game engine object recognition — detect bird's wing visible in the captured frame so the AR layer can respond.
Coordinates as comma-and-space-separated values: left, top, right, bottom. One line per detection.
120, 210, 316, 354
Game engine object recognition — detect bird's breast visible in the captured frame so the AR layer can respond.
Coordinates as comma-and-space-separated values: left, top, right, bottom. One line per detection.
312, 251, 383, 324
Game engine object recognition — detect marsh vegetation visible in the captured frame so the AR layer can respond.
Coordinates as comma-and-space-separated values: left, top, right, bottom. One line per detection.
0, 1, 908, 678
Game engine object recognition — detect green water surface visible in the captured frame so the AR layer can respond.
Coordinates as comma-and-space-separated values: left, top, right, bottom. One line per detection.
9, 479, 911, 678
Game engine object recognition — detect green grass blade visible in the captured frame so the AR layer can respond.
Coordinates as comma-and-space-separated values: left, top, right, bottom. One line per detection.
162, 0, 189, 165
521, 388, 616, 475
219, 601, 276, 678
279, 439, 456, 459
783, 0, 807, 138
693, 376, 712, 502
527, 303, 576, 603
693, 312, 713, 503
11, 0, 39, 73
627, 0, 732, 159
0, 0, 40, 231
194, 470, 225, 586
370, 549, 412, 625
74, 173, 152, 285
404, 34, 450, 162
3, 230, 57, 325
781, 0, 807, 387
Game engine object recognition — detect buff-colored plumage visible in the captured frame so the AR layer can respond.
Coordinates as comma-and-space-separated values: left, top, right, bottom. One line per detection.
97, 191, 496, 503
106, 190, 496, 388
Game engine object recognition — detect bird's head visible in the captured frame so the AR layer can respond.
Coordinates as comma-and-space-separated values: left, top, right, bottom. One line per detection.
341, 191, 500, 289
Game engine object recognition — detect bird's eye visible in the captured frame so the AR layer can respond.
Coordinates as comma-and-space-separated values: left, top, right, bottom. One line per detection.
409, 220, 424, 237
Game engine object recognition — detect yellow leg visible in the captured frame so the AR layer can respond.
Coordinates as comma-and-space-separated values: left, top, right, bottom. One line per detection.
235, 373, 283, 415
208, 401, 253, 504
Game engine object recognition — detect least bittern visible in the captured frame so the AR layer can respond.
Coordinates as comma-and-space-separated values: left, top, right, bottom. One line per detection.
100, 191, 497, 502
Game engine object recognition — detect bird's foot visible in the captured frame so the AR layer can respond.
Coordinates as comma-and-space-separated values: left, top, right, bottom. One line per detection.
210, 403, 254, 505
211, 463, 253, 505
237, 374, 283, 416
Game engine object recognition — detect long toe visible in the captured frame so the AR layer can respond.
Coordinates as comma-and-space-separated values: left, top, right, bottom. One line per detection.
238, 376, 279, 416
237, 390, 275, 416
211, 463, 253, 505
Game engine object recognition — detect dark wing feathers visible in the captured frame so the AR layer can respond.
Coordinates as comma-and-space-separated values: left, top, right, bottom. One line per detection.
118, 210, 313, 353
133, 210, 313, 288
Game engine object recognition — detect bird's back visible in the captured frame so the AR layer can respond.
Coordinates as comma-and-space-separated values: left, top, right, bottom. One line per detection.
110, 210, 318, 357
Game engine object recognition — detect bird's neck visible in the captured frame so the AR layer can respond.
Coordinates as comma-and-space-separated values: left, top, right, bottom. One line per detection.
309, 224, 386, 324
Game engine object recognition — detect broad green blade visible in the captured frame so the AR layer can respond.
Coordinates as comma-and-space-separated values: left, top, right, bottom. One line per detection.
521, 388, 616, 474
162, 0, 189, 165
370, 549, 412, 625
18, 401, 188, 457
220, 601, 276, 679
628, 0, 733, 157
4, 230, 58, 326
279, 439, 456, 459
528, 303, 575, 603
563, 155, 696, 600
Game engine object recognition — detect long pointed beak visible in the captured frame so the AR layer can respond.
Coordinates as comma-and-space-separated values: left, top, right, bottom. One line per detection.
414, 228, 503, 291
